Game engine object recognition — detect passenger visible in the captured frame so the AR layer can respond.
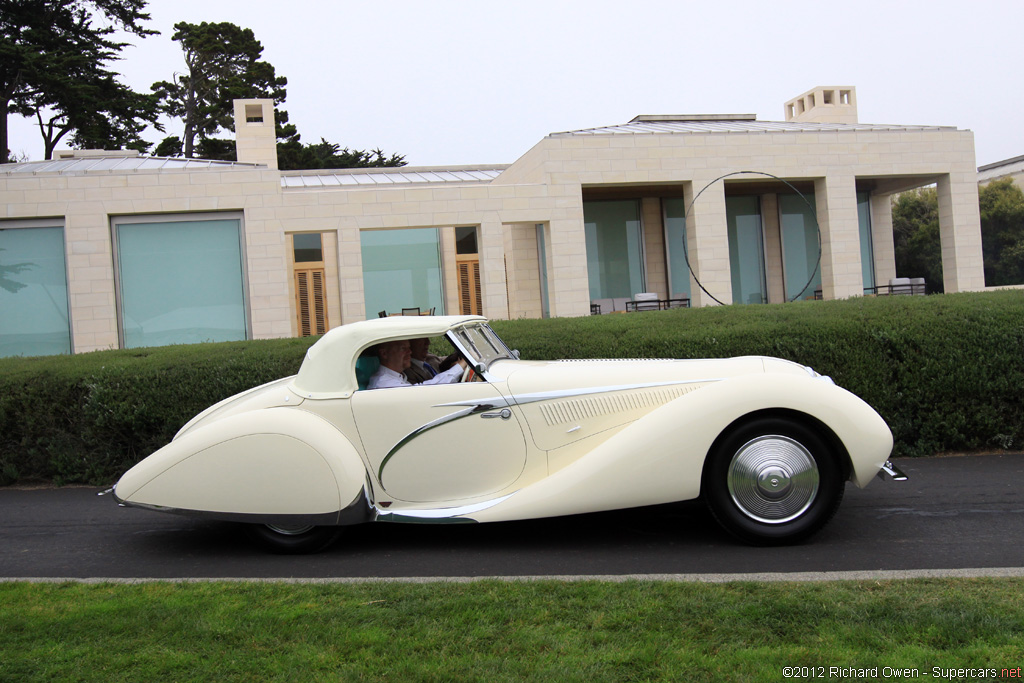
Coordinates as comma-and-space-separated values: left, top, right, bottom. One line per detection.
404, 337, 444, 384
368, 339, 466, 389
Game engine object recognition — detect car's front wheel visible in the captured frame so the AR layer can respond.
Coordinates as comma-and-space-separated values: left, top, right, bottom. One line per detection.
244, 523, 342, 554
703, 417, 845, 545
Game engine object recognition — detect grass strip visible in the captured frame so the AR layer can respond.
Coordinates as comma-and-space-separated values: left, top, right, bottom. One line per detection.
2, 579, 1022, 682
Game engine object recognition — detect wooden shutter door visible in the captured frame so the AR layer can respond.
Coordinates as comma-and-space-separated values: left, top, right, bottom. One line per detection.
457, 258, 481, 315
295, 268, 328, 336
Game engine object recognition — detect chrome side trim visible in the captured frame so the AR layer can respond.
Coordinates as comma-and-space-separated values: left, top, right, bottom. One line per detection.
112, 487, 374, 527
377, 402, 500, 483
376, 379, 722, 486
439, 379, 723, 410
376, 493, 514, 522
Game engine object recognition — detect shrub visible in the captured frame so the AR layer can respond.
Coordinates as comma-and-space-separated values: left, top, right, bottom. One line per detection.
0, 338, 314, 485
1, 291, 1021, 486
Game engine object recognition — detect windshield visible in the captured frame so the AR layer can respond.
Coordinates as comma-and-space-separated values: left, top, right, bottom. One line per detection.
449, 323, 515, 371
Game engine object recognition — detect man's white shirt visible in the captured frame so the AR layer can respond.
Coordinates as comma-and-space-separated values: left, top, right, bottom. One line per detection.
367, 364, 463, 389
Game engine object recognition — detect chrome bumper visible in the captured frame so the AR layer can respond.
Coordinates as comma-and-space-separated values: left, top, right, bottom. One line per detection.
877, 460, 908, 481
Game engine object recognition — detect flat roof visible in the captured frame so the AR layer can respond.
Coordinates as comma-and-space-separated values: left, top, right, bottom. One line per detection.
553, 118, 958, 137
281, 165, 507, 188
0, 155, 264, 175
978, 154, 1024, 172
0, 155, 507, 188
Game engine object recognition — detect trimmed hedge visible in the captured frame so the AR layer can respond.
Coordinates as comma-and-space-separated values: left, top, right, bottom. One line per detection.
1, 291, 1022, 486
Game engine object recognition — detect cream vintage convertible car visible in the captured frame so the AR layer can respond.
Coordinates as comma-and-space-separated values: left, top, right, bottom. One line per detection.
112, 315, 905, 553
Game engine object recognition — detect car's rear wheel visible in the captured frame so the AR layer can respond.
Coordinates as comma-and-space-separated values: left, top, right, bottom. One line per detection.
703, 417, 845, 545
244, 523, 342, 554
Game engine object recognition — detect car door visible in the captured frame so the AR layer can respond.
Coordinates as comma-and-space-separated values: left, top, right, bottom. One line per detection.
351, 381, 527, 503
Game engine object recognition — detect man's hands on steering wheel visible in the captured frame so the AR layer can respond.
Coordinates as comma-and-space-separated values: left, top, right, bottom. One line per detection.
438, 352, 462, 372
438, 351, 476, 382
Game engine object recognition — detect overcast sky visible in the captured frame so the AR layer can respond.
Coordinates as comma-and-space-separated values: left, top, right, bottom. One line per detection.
7, 0, 1022, 167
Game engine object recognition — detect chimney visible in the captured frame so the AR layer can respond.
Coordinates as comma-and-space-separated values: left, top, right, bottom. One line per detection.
784, 87, 858, 125
233, 99, 278, 169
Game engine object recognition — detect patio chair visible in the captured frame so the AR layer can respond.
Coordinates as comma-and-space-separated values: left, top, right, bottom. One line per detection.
378, 310, 388, 318
632, 292, 661, 312
401, 307, 421, 316
668, 294, 690, 308
890, 277, 912, 295
611, 297, 631, 313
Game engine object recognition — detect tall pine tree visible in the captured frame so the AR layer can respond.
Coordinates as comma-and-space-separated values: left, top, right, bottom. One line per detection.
152, 21, 287, 160
0, 0, 159, 160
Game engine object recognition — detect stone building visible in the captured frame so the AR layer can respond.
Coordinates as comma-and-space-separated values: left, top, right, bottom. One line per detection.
0, 87, 985, 356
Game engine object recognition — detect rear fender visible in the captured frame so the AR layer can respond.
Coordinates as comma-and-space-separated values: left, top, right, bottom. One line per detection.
473, 374, 891, 523
114, 408, 369, 525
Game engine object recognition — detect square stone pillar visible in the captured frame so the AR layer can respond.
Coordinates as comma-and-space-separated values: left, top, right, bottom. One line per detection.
814, 175, 863, 299
641, 197, 668, 297
337, 226, 366, 324
685, 177, 731, 307
760, 193, 785, 304
478, 216, 510, 319
936, 173, 985, 292
869, 193, 897, 287
546, 217, 590, 317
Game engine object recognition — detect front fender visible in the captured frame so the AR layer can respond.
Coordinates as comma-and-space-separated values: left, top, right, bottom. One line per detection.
114, 408, 368, 524
473, 374, 891, 523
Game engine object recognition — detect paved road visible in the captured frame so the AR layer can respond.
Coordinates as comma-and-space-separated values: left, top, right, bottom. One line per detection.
2, 454, 1023, 580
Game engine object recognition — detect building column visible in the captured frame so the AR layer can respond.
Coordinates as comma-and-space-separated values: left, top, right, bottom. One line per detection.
640, 197, 668, 297
478, 216, 510, 320
760, 193, 785, 304
869, 193, 896, 287
503, 222, 546, 319
545, 216, 590, 317
936, 173, 985, 292
336, 226, 366, 324
814, 175, 863, 299
685, 177, 730, 306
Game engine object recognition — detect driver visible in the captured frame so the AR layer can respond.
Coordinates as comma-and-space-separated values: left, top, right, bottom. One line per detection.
367, 339, 467, 389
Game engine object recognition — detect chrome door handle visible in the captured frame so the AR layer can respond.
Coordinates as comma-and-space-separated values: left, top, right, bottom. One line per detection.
481, 408, 512, 420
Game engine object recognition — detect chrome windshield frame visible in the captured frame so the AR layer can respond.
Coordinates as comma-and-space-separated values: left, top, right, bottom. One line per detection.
446, 322, 516, 374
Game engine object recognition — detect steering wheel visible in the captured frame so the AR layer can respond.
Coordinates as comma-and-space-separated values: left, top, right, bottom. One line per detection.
461, 363, 476, 383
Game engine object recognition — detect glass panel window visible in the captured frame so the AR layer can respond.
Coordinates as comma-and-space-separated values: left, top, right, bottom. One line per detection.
293, 233, 323, 263
360, 228, 444, 318
857, 192, 876, 293
662, 198, 691, 299
778, 194, 822, 301
536, 224, 550, 319
115, 218, 248, 348
0, 224, 71, 357
583, 200, 644, 299
726, 196, 767, 305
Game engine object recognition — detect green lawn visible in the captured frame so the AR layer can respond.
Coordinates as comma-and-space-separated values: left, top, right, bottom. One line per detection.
2, 579, 1022, 682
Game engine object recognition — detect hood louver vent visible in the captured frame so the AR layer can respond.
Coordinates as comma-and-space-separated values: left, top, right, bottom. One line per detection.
538, 385, 701, 427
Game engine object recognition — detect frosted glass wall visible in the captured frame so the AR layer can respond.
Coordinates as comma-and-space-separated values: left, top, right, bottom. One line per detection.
663, 198, 691, 299
779, 194, 822, 301
115, 218, 247, 348
360, 228, 444, 318
0, 225, 71, 357
857, 192, 876, 293
727, 196, 766, 305
583, 200, 644, 300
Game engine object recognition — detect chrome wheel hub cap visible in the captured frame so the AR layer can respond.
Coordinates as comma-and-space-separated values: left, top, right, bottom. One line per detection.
727, 435, 819, 524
